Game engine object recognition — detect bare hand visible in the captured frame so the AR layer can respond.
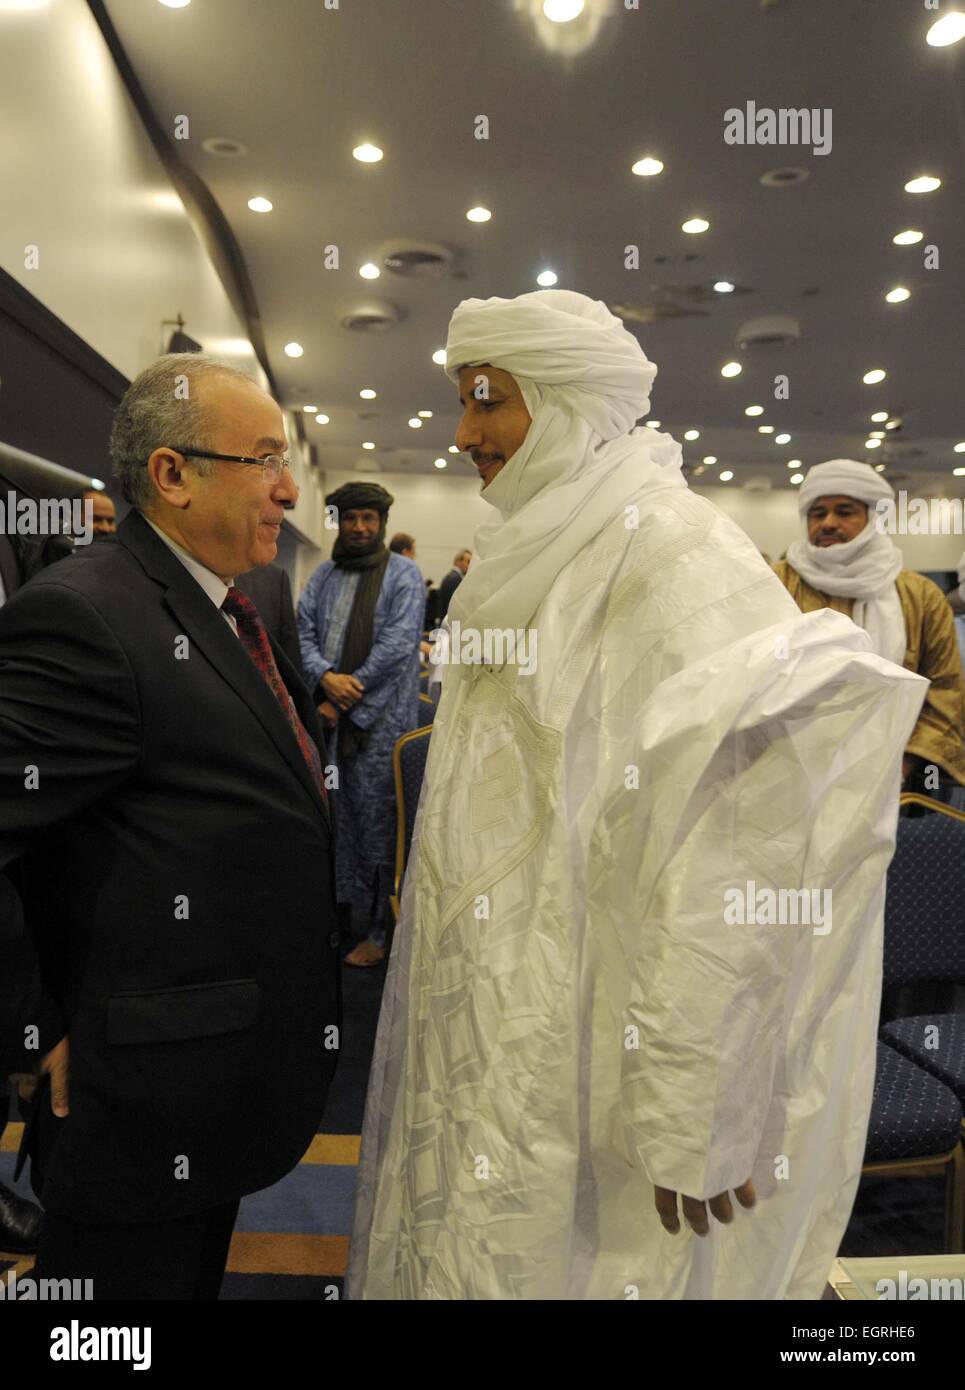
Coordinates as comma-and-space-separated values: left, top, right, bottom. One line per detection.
654, 1178, 755, 1236
322, 672, 364, 710
317, 700, 339, 730
41, 1034, 70, 1117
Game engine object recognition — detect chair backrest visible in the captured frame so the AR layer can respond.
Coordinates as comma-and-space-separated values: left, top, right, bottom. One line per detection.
416, 694, 436, 726
883, 804, 965, 988
392, 726, 432, 904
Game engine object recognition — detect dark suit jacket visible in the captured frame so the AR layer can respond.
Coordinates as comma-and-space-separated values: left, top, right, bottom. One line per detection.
436, 567, 463, 621
235, 562, 303, 679
0, 510, 339, 1223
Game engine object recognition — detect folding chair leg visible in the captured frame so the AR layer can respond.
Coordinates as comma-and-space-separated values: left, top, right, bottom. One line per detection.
944, 1142, 965, 1254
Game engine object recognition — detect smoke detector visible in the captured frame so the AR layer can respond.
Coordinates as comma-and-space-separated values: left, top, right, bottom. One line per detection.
736, 314, 801, 349
339, 300, 402, 333
742, 476, 773, 493
201, 137, 248, 158
759, 166, 810, 188
379, 240, 454, 278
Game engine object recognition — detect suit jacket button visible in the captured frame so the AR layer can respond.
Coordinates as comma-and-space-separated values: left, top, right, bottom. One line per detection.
328, 932, 341, 949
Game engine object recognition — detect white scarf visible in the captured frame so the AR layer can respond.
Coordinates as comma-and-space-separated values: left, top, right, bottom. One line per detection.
444, 290, 686, 639
786, 522, 906, 664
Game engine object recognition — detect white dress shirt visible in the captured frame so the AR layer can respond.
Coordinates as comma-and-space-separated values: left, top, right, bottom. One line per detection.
144, 516, 237, 636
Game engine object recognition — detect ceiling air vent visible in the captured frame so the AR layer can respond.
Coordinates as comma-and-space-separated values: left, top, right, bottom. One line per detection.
743, 476, 773, 493
339, 300, 401, 334
736, 314, 801, 349
611, 301, 708, 324
380, 240, 454, 278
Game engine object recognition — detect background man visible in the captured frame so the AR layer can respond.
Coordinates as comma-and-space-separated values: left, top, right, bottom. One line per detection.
0, 354, 340, 1299
298, 484, 425, 968
773, 460, 965, 798
81, 488, 117, 538
388, 533, 417, 561
435, 548, 471, 621
348, 290, 925, 1301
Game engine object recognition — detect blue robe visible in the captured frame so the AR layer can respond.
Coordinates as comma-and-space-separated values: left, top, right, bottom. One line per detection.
297, 552, 425, 920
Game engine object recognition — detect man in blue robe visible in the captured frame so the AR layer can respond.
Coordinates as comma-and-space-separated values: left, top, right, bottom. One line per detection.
297, 483, 425, 965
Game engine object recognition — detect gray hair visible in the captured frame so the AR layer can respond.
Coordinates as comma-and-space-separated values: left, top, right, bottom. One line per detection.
110, 354, 258, 510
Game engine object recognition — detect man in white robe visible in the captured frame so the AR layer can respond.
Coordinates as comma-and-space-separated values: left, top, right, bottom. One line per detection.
348, 289, 927, 1300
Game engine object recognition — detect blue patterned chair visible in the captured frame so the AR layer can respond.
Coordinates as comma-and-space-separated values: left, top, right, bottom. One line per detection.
862, 797, 965, 1252
416, 693, 436, 727
388, 725, 432, 930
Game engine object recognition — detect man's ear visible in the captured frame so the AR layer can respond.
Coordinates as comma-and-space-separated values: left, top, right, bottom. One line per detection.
146, 449, 192, 511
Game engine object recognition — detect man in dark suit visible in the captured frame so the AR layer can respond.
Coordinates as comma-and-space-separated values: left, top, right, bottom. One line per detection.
435, 548, 471, 621
235, 561, 303, 679
0, 355, 340, 1300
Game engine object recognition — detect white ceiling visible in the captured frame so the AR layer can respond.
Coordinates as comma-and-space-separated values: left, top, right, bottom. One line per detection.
103, 0, 964, 495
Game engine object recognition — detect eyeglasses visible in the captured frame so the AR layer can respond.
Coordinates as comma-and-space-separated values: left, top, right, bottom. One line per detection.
168, 447, 293, 483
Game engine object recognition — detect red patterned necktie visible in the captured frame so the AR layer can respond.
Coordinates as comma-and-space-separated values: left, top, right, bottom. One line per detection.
222, 586, 328, 807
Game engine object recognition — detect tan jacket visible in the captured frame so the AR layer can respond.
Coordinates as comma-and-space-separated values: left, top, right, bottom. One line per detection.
773, 561, 965, 784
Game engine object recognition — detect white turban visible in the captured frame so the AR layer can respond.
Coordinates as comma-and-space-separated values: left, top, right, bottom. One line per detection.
787, 459, 906, 664
442, 290, 685, 639
796, 458, 895, 516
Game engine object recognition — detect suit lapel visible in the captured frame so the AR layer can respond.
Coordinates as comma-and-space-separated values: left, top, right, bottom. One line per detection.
119, 512, 331, 827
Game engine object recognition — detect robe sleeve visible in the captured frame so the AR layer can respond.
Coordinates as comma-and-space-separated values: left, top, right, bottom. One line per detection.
296, 565, 334, 691
350, 564, 426, 729
904, 581, 965, 783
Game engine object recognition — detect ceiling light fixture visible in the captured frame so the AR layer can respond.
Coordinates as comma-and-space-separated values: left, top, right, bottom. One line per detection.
418, 410, 433, 418
352, 143, 383, 163
302, 405, 318, 413
432, 349, 447, 365
646, 420, 661, 429
721, 361, 742, 378
408, 418, 423, 429
787, 459, 802, 469
284, 342, 303, 358
790, 473, 804, 485
870, 430, 887, 439
871, 411, 889, 422
359, 263, 381, 279
361, 442, 375, 450
466, 206, 492, 222
682, 217, 710, 234
719, 470, 734, 482
955, 443, 965, 453
448, 445, 460, 453
885, 287, 911, 303
745, 405, 764, 417
631, 157, 664, 177
775, 433, 791, 444
434, 458, 447, 469
865, 439, 882, 449
758, 425, 775, 434
927, 13, 965, 46
359, 388, 377, 399
714, 281, 735, 293
893, 229, 924, 246
904, 175, 941, 193
315, 414, 329, 424
684, 429, 700, 440
537, 270, 558, 287
247, 196, 272, 213
543, 0, 584, 20
863, 368, 887, 384
702, 455, 718, 465
954, 467, 965, 477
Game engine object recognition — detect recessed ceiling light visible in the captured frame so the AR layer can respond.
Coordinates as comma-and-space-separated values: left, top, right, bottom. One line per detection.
359, 263, 381, 279
247, 196, 272, 213
158, 0, 191, 7
721, 361, 742, 378
432, 349, 447, 365
408, 418, 423, 428
466, 206, 492, 223
885, 419, 901, 430
893, 229, 924, 245
885, 286, 911, 303
359, 388, 377, 399
954, 466, 965, 477
955, 442, 965, 453
863, 368, 887, 384
537, 270, 558, 287
315, 414, 329, 424
719, 470, 734, 482
927, 13, 965, 46
682, 218, 710, 235
645, 420, 661, 429
790, 473, 804, 485
353, 143, 383, 163
714, 281, 735, 294
631, 157, 664, 177
871, 411, 889, 422
865, 438, 882, 449
758, 425, 775, 434
786, 459, 802, 468
284, 342, 303, 358
775, 433, 791, 444
745, 405, 764, 417
869, 430, 887, 439
434, 458, 447, 469
543, 0, 584, 20
874, 463, 887, 472
302, 405, 318, 413
361, 442, 376, 450
905, 175, 941, 193
418, 410, 433, 418
684, 429, 700, 440
702, 455, 717, 465
448, 445, 460, 453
